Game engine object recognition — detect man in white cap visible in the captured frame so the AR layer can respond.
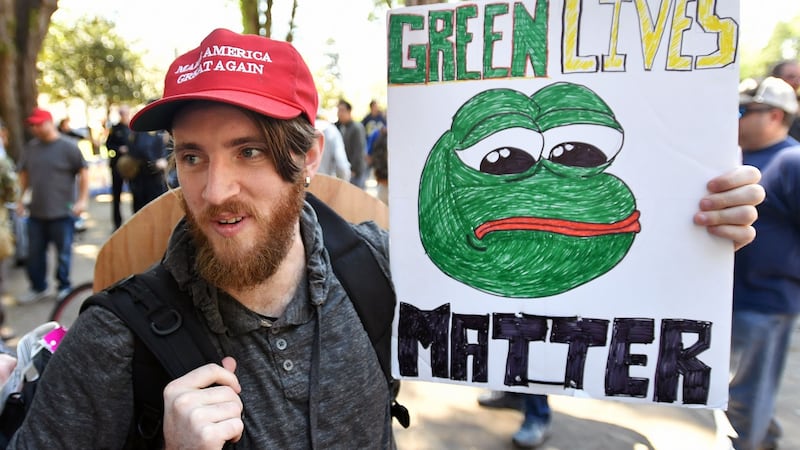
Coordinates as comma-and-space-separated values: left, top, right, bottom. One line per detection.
727, 76, 800, 450
5, 28, 765, 449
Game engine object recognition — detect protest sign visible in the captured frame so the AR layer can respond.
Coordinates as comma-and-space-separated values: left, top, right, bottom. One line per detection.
388, 0, 740, 408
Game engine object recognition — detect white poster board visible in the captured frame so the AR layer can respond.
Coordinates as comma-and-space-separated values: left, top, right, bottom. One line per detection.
388, 0, 740, 409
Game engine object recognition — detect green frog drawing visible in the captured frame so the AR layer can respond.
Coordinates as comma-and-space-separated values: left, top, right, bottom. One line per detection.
418, 82, 640, 297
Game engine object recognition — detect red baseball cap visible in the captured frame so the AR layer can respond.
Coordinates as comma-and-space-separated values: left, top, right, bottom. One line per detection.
131, 28, 318, 131
26, 107, 53, 125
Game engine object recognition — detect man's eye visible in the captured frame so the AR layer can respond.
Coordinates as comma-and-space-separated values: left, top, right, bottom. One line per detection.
181, 154, 200, 165
241, 147, 264, 159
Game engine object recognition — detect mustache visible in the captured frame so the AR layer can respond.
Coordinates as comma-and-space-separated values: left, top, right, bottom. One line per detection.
196, 200, 259, 222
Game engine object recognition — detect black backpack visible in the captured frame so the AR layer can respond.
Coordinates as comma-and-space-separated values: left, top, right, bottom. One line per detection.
1, 193, 407, 448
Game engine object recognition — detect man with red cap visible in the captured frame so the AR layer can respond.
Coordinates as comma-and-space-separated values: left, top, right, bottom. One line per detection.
15, 107, 88, 304
6, 29, 765, 449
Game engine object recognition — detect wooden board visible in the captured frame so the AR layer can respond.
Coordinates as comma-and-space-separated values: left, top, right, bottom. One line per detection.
93, 174, 389, 292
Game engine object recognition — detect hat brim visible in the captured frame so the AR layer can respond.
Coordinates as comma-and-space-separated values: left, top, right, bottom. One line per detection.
738, 93, 799, 114
738, 94, 757, 106
130, 90, 305, 131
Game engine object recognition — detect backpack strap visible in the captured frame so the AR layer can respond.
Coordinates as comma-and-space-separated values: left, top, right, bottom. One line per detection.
85, 264, 221, 377
306, 193, 394, 377
306, 193, 409, 427
82, 264, 222, 446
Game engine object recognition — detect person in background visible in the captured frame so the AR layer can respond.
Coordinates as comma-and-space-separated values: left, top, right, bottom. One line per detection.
770, 59, 800, 140
57, 118, 90, 234
105, 105, 132, 230
367, 124, 388, 204
57, 118, 84, 141
771, 60, 800, 93
16, 108, 88, 303
514, 395, 550, 448
727, 76, 800, 450
0, 353, 14, 382
315, 116, 350, 180
0, 119, 18, 337
477, 392, 550, 448
336, 99, 367, 188
126, 127, 168, 212
361, 99, 386, 138
0, 120, 9, 164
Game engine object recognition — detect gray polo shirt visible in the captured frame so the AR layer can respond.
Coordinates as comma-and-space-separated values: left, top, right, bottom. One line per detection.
18, 136, 86, 220
9, 202, 395, 449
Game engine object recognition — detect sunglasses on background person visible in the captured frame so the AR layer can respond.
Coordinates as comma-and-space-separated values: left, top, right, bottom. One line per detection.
739, 105, 775, 119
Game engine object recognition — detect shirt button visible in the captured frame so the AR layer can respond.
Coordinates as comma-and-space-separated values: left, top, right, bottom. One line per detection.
283, 359, 294, 371
275, 338, 288, 350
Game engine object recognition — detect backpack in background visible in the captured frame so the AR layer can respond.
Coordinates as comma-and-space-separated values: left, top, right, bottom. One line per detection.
0, 322, 67, 449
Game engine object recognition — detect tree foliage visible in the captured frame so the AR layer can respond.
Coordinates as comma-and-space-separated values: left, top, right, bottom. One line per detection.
740, 14, 800, 81
371, 0, 442, 14
315, 38, 344, 114
370, 0, 397, 21
38, 16, 153, 114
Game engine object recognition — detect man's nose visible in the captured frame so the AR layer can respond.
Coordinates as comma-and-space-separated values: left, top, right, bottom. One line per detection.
202, 159, 240, 204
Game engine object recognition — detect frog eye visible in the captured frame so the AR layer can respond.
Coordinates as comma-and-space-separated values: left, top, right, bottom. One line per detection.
455, 128, 543, 175
541, 125, 623, 168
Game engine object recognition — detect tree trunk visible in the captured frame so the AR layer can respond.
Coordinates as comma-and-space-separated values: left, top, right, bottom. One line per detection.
240, 0, 259, 35
264, 0, 273, 37
0, 0, 57, 161
285, 0, 298, 43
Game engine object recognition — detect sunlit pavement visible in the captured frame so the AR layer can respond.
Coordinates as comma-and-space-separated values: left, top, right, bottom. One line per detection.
2, 191, 798, 450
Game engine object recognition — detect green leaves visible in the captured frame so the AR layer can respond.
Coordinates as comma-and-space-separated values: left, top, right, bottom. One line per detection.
37, 16, 155, 109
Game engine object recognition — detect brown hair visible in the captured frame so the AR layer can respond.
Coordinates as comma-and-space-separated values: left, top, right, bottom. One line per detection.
242, 109, 316, 182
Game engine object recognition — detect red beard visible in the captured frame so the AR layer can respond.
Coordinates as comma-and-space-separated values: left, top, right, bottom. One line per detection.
183, 177, 306, 291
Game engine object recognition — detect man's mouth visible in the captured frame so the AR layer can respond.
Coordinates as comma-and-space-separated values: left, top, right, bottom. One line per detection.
217, 216, 244, 225
474, 210, 641, 239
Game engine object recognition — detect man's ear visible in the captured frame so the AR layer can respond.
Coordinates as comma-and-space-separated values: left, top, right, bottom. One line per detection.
772, 108, 788, 124
304, 130, 324, 179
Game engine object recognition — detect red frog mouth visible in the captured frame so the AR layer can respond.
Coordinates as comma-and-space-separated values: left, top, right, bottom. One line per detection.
474, 210, 641, 239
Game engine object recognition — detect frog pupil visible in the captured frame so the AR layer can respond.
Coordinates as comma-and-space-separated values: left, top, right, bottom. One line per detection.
479, 147, 536, 175
549, 142, 607, 167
